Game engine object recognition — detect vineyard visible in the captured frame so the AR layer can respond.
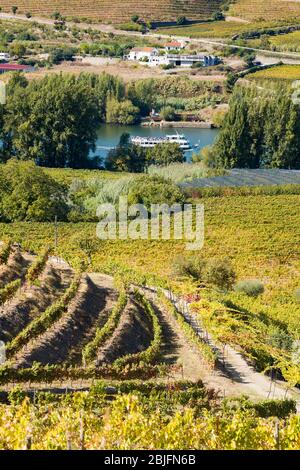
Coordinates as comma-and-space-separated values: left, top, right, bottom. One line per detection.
0, 241, 300, 449
229, 0, 300, 22
0, 0, 223, 22
248, 64, 300, 81
0, 241, 219, 387
0, 178, 300, 449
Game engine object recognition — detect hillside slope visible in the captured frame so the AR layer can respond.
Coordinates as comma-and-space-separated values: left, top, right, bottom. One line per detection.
229, 0, 300, 22
0, 0, 224, 23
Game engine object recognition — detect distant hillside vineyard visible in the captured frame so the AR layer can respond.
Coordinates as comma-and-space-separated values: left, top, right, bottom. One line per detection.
0, 0, 224, 22
229, 0, 300, 21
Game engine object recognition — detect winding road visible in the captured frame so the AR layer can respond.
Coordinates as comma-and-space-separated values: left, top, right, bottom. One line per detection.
2, 12, 300, 64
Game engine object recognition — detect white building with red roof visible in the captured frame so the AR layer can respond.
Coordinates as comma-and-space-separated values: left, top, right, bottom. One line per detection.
127, 47, 158, 62
164, 41, 184, 52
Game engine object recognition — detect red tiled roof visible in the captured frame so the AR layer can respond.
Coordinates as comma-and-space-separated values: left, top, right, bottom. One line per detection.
131, 47, 155, 52
0, 64, 32, 71
165, 41, 182, 47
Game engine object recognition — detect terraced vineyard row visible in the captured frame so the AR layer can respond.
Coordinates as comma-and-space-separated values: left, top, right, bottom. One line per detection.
0, 247, 195, 385
0, 0, 223, 22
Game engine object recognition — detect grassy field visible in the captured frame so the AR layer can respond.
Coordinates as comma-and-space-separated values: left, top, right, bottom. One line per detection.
248, 64, 300, 80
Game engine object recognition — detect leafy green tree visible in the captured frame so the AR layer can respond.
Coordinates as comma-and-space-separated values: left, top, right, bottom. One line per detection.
3, 74, 100, 168
105, 133, 146, 172
79, 72, 125, 121
212, 11, 225, 21
160, 106, 176, 122
106, 96, 140, 125
50, 47, 76, 64
147, 143, 185, 167
9, 42, 26, 58
128, 175, 185, 210
0, 160, 68, 222
127, 79, 157, 116
214, 83, 300, 169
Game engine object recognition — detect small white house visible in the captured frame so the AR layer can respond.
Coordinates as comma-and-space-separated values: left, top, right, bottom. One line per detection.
164, 41, 184, 52
0, 53, 10, 62
127, 47, 158, 62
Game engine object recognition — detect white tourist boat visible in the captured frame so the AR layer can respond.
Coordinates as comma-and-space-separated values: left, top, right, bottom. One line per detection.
131, 133, 191, 150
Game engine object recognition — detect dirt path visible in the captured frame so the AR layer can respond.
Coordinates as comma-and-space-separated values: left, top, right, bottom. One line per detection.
144, 289, 262, 394
166, 291, 300, 409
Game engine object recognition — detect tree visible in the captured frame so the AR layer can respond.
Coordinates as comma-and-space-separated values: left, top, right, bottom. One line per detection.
11, 6, 18, 15
105, 133, 146, 172
127, 78, 157, 116
212, 11, 225, 21
147, 143, 185, 167
214, 83, 300, 169
80, 72, 125, 121
50, 47, 76, 64
9, 42, 26, 58
160, 106, 176, 122
51, 11, 62, 20
131, 15, 139, 23
106, 96, 140, 125
3, 74, 100, 168
0, 159, 68, 222
127, 175, 185, 210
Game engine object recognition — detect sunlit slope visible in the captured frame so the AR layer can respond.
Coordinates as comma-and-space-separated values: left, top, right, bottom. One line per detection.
0, 0, 224, 22
229, 0, 300, 22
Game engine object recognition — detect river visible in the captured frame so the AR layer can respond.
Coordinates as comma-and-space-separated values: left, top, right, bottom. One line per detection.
91, 124, 219, 162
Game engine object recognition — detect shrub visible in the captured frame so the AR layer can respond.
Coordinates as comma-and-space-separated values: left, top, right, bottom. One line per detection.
127, 175, 185, 210
204, 258, 236, 291
160, 106, 176, 122
266, 326, 293, 352
0, 160, 69, 222
172, 254, 206, 280
173, 255, 236, 290
147, 143, 184, 166
8, 386, 26, 405
106, 96, 140, 125
234, 279, 265, 297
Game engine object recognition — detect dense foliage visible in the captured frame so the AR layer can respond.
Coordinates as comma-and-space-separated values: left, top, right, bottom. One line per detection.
0, 160, 68, 222
214, 83, 300, 169
0, 391, 300, 449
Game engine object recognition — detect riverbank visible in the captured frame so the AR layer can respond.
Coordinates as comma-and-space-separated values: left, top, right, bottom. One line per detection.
141, 121, 213, 128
